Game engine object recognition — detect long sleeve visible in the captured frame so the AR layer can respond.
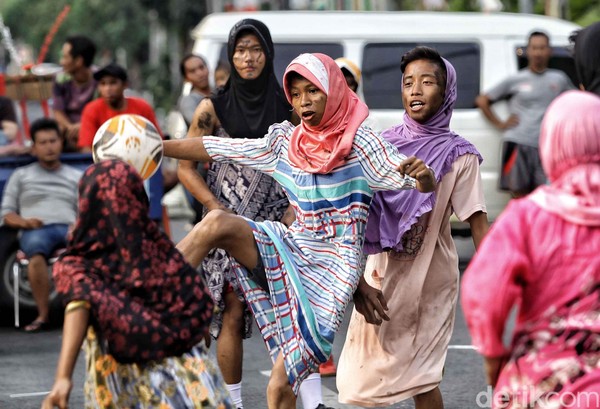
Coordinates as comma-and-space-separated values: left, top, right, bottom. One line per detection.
353, 128, 416, 192
461, 200, 529, 357
202, 121, 290, 175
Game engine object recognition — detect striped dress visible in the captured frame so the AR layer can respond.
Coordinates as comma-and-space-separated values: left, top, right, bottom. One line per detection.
203, 120, 416, 392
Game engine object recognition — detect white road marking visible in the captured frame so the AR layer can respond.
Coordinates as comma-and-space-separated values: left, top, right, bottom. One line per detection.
10, 391, 50, 398
448, 344, 477, 350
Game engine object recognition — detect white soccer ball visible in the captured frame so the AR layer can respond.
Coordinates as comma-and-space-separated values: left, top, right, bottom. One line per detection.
92, 114, 163, 180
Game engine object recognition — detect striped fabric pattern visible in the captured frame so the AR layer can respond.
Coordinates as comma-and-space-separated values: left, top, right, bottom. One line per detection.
203, 120, 416, 392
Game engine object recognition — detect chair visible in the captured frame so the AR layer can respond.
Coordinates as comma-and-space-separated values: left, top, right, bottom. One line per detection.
12, 248, 63, 328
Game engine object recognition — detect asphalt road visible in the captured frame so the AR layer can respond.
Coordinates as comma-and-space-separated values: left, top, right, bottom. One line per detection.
0, 217, 493, 409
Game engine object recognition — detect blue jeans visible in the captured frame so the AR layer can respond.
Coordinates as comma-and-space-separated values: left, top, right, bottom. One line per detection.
19, 224, 69, 258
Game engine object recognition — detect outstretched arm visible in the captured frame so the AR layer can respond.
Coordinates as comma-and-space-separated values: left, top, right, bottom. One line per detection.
164, 137, 213, 162
42, 304, 89, 409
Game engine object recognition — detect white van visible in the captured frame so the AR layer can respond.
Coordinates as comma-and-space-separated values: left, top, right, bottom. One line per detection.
186, 11, 580, 228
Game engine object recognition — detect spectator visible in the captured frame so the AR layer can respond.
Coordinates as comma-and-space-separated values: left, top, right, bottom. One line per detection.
78, 63, 177, 191
335, 57, 361, 93
335, 57, 381, 132
214, 59, 231, 89
476, 31, 574, 198
0, 96, 18, 145
0, 118, 82, 332
178, 54, 212, 127
42, 160, 232, 409
0, 96, 29, 156
52, 35, 97, 152
570, 21, 600, 96
337, 46, 488, 409
78, 63, 161, 151
462, 90, 600, 408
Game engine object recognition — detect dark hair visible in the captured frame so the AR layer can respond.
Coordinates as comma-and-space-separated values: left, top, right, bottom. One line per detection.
400, 46, 447, 88
215, 59, 231, 73
65, 35, 96, 67
29, 117, 60, 143
285, 71, 306, 90
528, 30, 550, 45
179, 54, 207, 77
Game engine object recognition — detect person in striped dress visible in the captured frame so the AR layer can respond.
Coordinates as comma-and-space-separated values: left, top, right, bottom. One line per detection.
163, 52, 437, 409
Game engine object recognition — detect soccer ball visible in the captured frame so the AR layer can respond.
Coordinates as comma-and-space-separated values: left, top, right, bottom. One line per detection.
92, 114, 163, 180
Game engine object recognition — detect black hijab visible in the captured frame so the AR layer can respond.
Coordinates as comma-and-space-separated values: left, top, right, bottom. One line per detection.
573, 22, 600, 96
211, 18, 291, 139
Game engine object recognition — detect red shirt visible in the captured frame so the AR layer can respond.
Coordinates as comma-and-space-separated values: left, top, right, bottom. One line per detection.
78, 97, 162, 148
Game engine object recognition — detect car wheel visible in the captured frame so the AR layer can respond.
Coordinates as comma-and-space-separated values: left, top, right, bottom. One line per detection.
0, 249, 60, 311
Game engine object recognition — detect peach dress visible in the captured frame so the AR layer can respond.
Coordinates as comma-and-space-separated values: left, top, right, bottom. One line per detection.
338, 154, 486, 406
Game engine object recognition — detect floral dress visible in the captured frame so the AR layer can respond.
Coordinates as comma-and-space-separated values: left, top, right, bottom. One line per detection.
83, 327, 233, 409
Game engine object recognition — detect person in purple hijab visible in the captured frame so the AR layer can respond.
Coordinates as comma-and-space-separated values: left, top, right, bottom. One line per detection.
337, 47, 489, 409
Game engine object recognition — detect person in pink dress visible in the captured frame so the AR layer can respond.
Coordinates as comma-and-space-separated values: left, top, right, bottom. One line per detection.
462, 90, 600, 409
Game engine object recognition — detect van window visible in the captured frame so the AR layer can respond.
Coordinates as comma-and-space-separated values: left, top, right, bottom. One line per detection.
516, 46, 578, 86
362, 42, 481, 110
219, 43, 343, 85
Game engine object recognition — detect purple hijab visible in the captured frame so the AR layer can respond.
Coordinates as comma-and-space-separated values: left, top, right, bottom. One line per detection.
364, 58, 482, 254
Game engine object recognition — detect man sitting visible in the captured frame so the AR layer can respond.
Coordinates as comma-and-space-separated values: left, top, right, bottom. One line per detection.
0, 118, 82, 331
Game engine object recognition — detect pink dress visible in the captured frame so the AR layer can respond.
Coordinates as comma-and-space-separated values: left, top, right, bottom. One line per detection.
462, 198, 600, 409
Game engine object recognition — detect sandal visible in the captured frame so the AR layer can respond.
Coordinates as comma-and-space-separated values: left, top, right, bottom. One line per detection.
24, 319, 50, 333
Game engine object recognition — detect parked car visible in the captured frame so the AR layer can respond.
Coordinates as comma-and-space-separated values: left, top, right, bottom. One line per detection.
179, 10, 579, 232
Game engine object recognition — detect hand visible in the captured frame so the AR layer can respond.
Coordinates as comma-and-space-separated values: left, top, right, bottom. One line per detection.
499, 114, 519, 130
66, 124, 80, 143
41, 377, 72, 409
483, 356, 508, 387
398, 156, 436, 193
22, 218, 43, 229
353, 274, 390, 325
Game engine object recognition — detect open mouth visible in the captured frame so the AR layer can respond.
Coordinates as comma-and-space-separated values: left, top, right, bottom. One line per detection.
409, 101, 425, 111
302, 111, 315, 120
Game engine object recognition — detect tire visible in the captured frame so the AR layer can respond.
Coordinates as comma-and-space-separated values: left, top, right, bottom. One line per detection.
0, 248, 61, 312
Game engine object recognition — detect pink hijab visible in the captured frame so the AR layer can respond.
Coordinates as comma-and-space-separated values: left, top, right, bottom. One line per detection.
529, 90, 600, 225
284, 53, 369, 174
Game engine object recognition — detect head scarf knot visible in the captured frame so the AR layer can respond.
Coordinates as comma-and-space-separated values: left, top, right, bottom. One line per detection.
284, 53, 369, 174
53, 160, 214, 363
364, 57, 482, 254
211, 18, 291, 139
529, 90, 600, 225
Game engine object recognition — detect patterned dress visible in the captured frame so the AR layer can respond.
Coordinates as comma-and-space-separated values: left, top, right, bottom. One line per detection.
203, 120, 416, 392
462, 198, 600, 408
202, 127, 289, 339
83, 327, 233, 409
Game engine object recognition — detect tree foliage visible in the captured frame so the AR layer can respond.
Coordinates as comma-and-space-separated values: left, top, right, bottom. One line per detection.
2, 0, 149, 65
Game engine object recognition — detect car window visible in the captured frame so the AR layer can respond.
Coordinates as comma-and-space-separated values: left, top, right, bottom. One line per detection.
219, 43, 344, 85
362, 42, 481, 109
516, 46, 578, 86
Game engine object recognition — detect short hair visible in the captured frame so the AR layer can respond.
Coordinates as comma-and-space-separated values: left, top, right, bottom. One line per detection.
215, 59, 231, 74
528, 30, 550, 45
65, 35, 96, 67
179, 54, 207, 77
29, 117, 60, 143
400, 46, 447, 88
